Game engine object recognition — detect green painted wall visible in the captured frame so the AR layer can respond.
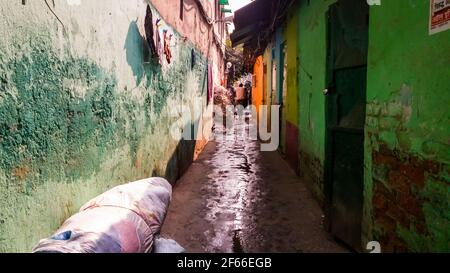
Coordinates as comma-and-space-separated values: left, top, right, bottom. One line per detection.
295, 0, 449, 252
364, 1, 450, 252
297, 0, 336, 201
0, 1, 209, 252
284, 4, 300, 126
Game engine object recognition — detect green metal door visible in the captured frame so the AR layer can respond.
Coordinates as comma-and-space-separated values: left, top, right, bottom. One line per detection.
324, 0, 369, 251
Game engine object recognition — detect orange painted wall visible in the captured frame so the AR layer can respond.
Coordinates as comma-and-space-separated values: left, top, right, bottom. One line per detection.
252, 56, 264, 120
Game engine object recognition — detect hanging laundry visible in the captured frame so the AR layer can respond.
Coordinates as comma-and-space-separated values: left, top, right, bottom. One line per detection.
155, 18, 164, 65
207, 62, 213, 104
144, 5, 158, 61
163, 30, 173, 64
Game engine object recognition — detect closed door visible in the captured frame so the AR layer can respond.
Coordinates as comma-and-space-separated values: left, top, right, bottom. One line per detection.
325, 0, 369, 251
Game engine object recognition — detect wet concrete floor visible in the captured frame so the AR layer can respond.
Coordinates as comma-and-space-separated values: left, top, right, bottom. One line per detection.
160, 117, 347, 253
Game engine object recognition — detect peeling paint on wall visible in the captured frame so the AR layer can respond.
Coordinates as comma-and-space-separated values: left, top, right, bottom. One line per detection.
293, 0, 449, 252
364, 0, 450, 252
0, 1, 210, 252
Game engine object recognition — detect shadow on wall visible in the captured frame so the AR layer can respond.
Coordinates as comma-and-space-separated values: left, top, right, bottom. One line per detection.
124, 20, 154, 87
151, 119, 199, 185
123, 20, 197, 185
158, 139, 197, 186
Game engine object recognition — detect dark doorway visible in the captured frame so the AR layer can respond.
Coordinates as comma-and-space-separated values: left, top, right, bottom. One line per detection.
324, 0, 369, 251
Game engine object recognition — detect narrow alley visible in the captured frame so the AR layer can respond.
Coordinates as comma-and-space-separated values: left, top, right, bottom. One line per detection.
161, 117, 346, 253
0, 0, 448, 255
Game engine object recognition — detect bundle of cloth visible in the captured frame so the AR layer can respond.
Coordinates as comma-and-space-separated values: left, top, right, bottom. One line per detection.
32, 178, 184, 253
214, 85, 235, 121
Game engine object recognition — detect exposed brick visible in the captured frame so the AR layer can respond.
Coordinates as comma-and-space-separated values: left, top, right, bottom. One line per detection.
423, 160, 441, 175
399, 162, 425, 188
386, 200, 410, 228
388, 170, 411, 194
371, 144, 438, 252
375, 214, 397, 234
374, 180, 395, 201
398, 195, 424, 220
373, 152, 398, 168
373, 190, 388, 211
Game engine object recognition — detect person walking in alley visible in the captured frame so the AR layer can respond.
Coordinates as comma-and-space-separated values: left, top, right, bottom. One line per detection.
244, 80, 252, 108
227, 85, 236, 106
214, 85, 234, 126
235, 83, 246, 106
235, 83, 246, 117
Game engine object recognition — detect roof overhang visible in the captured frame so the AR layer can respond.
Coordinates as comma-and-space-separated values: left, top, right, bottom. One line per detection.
230, 0, 272, 48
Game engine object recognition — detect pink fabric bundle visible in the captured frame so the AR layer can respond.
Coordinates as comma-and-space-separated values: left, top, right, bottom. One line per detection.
32, 178, 172, 253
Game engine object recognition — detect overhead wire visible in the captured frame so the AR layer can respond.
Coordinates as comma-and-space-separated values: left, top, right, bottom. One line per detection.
44, 0, 66, 32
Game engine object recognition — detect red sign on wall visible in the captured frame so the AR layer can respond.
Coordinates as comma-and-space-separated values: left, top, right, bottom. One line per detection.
430, 0, 450, 34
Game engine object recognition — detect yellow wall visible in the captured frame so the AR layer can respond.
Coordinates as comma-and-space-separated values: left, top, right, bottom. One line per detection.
284, 8, 299, 126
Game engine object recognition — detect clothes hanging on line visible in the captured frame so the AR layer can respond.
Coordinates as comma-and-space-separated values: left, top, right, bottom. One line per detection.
155, 18, 164, 65
163, 30, 173, 64
207, 63, 213, 104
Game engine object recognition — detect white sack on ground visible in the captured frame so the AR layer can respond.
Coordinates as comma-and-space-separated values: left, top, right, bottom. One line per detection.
152, 236, 186, 253
32, 177, 172, 253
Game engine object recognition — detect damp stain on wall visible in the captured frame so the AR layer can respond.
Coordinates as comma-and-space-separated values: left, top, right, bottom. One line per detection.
0, 1, 209, 252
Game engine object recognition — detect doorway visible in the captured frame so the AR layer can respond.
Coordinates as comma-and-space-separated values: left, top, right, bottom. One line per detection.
324, 0, 369, 251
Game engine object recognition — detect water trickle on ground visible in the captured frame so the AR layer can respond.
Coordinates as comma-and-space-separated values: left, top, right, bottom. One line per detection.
203, 117, 260, 252
161, 115, 347, 253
